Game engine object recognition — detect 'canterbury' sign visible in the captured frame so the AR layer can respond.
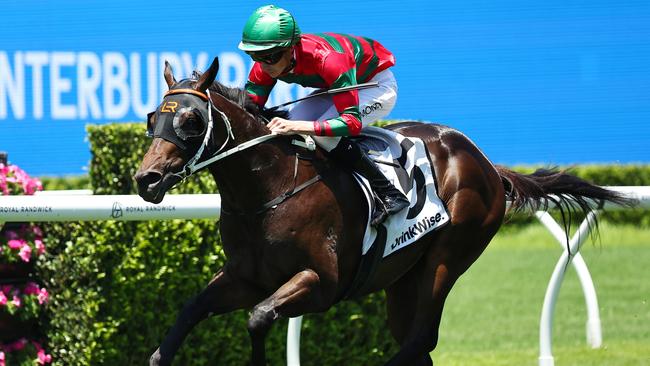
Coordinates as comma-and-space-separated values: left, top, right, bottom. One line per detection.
0, 51, 249, 121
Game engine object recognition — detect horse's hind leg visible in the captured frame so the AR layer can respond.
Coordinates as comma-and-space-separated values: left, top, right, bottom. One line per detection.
386, 262, 433, 366
384, 220, 499, 366
150, 268, 263, 366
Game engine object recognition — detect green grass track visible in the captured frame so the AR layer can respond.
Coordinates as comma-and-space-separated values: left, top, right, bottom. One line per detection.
432, 223, 650, 366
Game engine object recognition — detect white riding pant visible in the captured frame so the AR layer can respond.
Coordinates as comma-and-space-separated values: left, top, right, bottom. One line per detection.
288, 69, 398, 152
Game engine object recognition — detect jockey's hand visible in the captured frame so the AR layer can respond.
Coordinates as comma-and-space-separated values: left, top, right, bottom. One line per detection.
268, 118, 315, 135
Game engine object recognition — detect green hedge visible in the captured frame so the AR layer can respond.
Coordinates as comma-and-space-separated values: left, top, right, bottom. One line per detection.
39, 175, 91, 191
40, 122, 649, 365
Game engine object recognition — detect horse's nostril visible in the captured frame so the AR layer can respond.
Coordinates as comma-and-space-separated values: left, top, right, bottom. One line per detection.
135, 170, 163, 191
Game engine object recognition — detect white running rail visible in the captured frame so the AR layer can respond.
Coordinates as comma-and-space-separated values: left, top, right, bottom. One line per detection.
536, 186, 650, 366
0, 193, 221, 221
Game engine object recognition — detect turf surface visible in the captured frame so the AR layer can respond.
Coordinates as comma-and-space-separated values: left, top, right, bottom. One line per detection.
432, 223, 650, 366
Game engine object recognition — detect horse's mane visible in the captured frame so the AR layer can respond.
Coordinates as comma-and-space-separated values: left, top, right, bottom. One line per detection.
192, 71, 289, 122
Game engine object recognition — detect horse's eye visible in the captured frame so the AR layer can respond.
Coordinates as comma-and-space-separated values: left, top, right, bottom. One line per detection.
183, 113, 205, 137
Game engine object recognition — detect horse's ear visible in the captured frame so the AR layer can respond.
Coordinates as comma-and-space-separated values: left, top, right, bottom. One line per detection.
196, 57, 219, 92
163, 60, 176, 89
146, 111, 156, 137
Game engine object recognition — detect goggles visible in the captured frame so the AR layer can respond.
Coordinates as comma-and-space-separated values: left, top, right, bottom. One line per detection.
247, 49, 286, 65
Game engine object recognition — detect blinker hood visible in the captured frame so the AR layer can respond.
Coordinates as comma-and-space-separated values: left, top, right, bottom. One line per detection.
151, 92, 210, 151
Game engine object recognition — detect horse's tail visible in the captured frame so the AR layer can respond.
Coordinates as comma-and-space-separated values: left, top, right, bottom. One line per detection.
495, 166, 636, 218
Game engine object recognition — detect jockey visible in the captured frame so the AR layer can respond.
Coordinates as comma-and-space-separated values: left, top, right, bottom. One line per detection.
238, 5, 409, 226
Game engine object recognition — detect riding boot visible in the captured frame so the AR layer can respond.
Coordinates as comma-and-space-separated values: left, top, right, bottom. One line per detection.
329, 138, 410, 226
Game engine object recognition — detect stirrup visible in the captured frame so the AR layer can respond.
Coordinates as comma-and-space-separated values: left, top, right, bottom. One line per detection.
370, 197, 389, 226
370, 192, 409, 226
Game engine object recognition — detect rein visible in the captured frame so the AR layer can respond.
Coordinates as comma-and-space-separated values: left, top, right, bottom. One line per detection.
163, 87, 321, 214
222, 153, 322, 216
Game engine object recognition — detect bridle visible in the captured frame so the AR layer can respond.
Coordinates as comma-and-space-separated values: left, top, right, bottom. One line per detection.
157, 88, 281, 181
150, 86, 319, 214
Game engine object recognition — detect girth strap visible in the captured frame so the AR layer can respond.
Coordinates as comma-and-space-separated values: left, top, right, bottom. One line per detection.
343, 221, 388, 299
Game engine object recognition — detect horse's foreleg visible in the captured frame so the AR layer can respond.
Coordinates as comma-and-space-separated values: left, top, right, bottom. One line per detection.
247, 269, 322, 366
151, 268, 263, 366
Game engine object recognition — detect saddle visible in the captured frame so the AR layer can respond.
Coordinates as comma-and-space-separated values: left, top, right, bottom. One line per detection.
344, 127, 450, 297
287, 128, 450, 297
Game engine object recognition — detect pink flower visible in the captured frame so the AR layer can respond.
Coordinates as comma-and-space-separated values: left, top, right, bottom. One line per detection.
32, 225, 43, 237
19, 244, 32, 262
12, 295, 21, 307
37, 288, 49, 304
10, 338, 28, 351
0, 164, 41, 195
24, 282, 40, 295
23, 177, 42, 195
37, 349, 52, 364
1, 285, 13, 294
0, 177, 8, 195
0, 166, 9, 195
35, 239, 46, 255
0, 351, 5, 366
7, 239, 24, 249
8, 165, 24, 178
0, 291, 6, 306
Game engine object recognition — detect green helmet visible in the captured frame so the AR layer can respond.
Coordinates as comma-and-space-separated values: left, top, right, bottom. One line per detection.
238, 5, 301, 52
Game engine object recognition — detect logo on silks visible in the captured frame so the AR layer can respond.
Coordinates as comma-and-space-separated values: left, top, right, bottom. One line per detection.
111, 202, 123, 219
360, 102, 382, 118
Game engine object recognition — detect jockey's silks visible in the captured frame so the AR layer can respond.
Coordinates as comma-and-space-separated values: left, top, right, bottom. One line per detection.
245, 33, 395, 137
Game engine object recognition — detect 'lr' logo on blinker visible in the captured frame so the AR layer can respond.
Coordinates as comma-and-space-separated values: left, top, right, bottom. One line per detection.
161, 101, 178, 113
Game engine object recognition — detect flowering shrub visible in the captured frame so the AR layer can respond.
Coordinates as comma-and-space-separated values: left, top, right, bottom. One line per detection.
0, 163, 44, 265
0, 282, 49, 321
0, 163, 45, 264
1, 225, 45, 264
0, 339, 52, 366
0, 163, 51, 365
0, 164, 42, 196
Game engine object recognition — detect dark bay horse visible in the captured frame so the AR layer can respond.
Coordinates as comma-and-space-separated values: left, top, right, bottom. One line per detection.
134, 58, 630, 366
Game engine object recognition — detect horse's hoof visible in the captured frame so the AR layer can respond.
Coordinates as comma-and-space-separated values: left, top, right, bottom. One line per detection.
149, 348, 168, 366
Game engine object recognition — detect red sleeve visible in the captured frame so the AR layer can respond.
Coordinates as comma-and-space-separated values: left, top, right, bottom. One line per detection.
315, 53, 362, 136
244, 63, 276, 107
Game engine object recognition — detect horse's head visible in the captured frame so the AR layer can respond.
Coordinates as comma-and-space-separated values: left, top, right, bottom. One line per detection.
134, 57, 220, 203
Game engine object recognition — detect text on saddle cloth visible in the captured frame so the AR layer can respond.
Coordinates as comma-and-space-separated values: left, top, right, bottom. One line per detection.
351, 127, 450, 258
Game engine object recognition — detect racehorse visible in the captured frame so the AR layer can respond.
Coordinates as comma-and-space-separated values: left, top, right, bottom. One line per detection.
134, 57, 631, 366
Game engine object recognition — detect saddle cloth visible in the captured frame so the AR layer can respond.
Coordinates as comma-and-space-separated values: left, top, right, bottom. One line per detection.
352, 126, 450, 258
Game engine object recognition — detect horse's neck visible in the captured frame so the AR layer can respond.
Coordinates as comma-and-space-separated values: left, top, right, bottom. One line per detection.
208, 97, 296, 213
209, 143, 296, 214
